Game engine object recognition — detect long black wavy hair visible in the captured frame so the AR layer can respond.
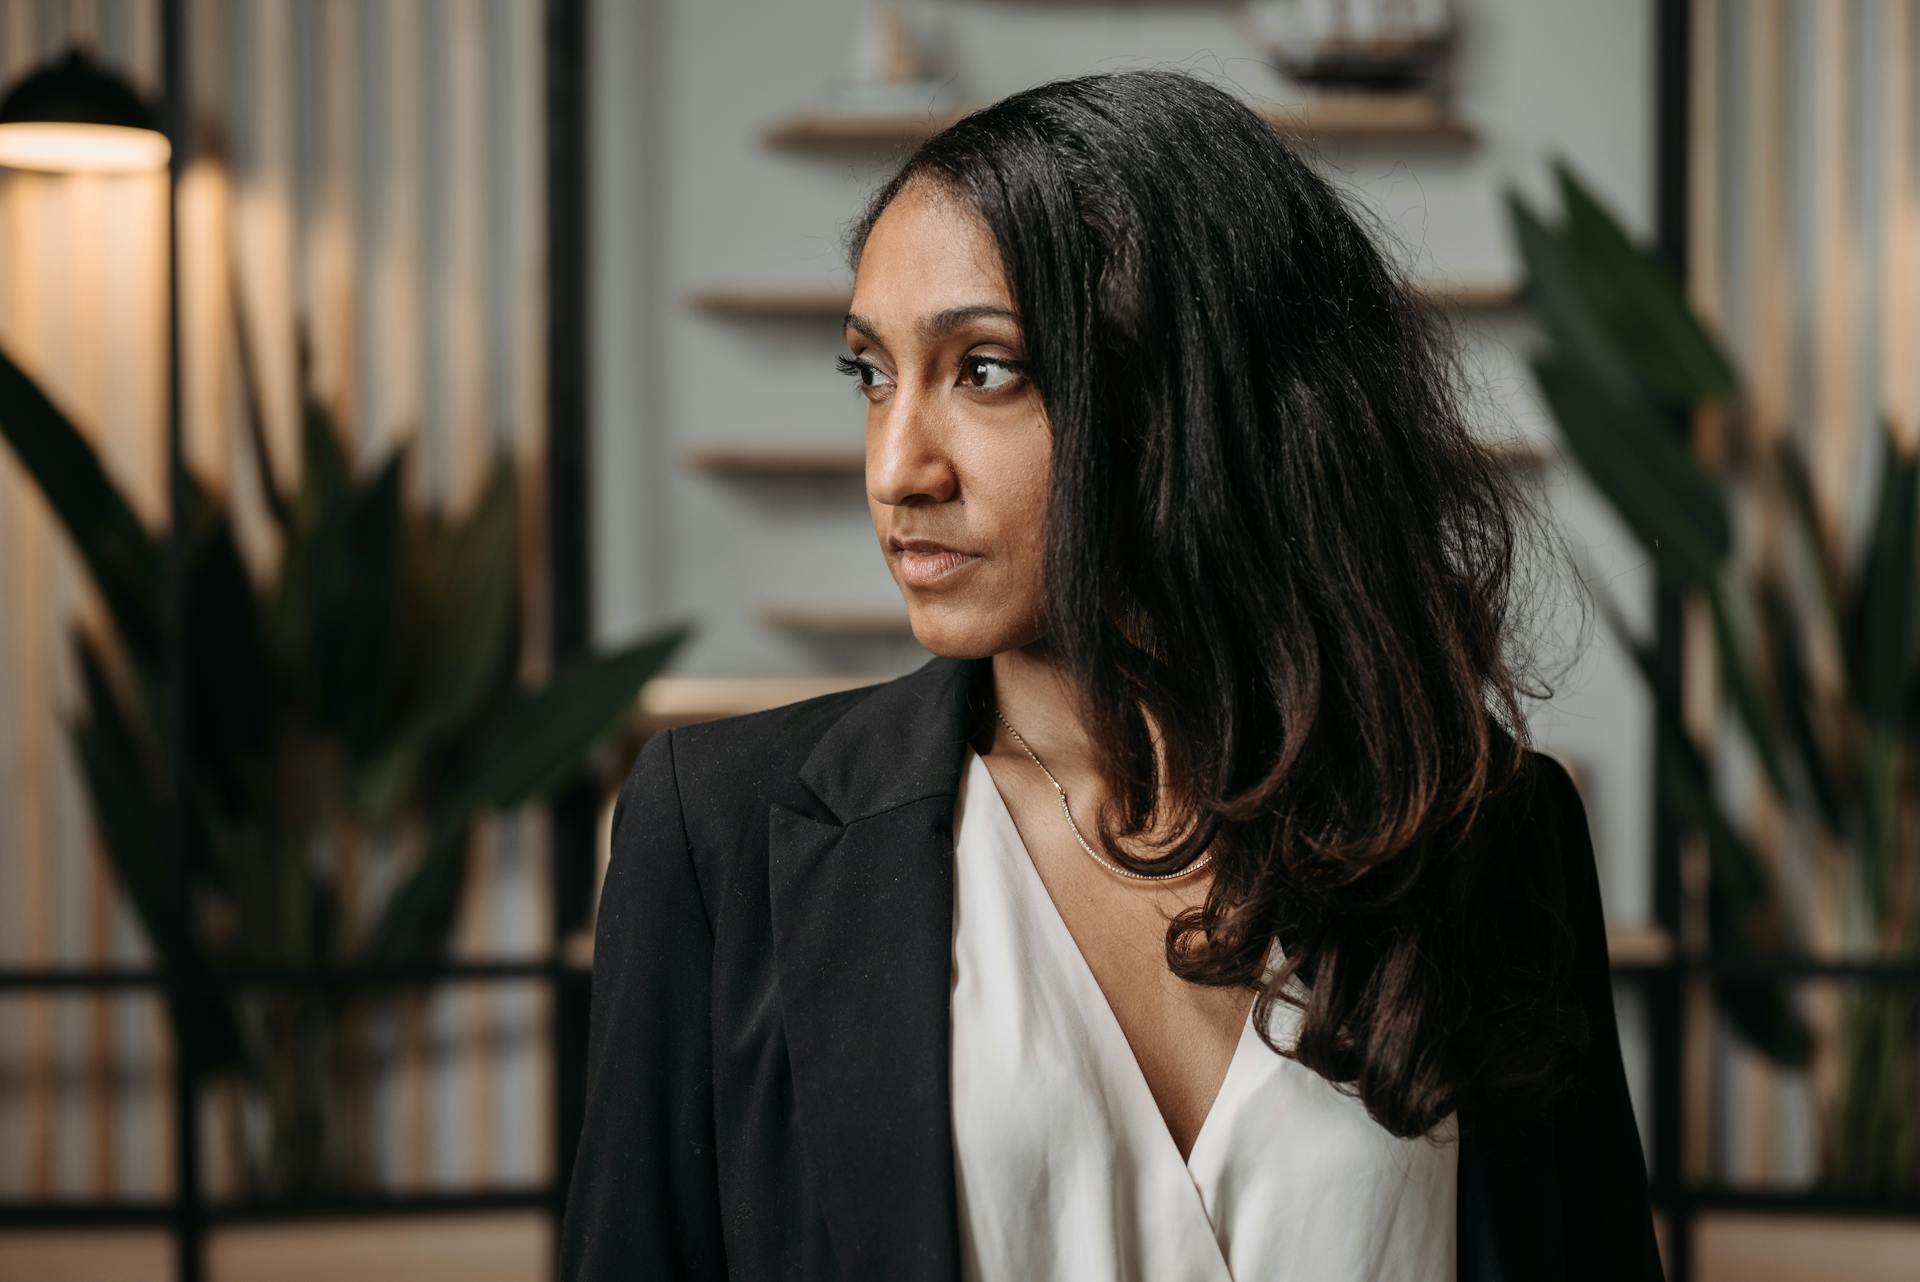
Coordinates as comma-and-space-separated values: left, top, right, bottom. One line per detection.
842, 68, 1591, 1140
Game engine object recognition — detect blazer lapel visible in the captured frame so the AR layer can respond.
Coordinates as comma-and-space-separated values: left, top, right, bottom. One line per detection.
767, 652, 989, 1281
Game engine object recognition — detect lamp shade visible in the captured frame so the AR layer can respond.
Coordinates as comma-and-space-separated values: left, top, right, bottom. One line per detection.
0, 48, 170, 174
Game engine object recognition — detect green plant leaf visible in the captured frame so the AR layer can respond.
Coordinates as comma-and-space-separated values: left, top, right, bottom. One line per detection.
413, 452, 520, 738
71, 633, 180, 957
1653, 725, 1814, 1067
452, 624, 692, 814
1529, 353, 1730, 590
1859, 735, 1900, 924
1841, 420, 1919, 923
1592, 591, 1813, 1065
352, 733, 426, 831
1844, 418, 1920, 736
1505, 189, 1638, 401
175, 469, 277, 819
1706, 585, 1792, 805
267, 394, 359, 708
311, 443, 406, 753
295, 393, 352, 529
1773, 433, 1849, 642
0, 343, 164, 670
69, 633, 249, 1076
362, 624, 689, 967
358, 818, 472, 967
1551, 157, 1741, 403
1755, 571, 1847, 834
228, 259, 291, 532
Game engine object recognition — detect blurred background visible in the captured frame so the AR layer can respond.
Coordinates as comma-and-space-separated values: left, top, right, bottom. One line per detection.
0, 1, 1913, 1279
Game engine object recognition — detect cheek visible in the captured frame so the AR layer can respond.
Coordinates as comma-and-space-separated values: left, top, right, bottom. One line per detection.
975, 448, 1049, 580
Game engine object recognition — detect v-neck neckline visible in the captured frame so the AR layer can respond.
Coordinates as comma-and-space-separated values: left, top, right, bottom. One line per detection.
970, 748, 1258, 1175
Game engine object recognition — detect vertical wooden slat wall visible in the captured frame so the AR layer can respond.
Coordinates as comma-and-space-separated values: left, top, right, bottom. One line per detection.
1685, 0, 1920, 1190
0, 0, 552, 1201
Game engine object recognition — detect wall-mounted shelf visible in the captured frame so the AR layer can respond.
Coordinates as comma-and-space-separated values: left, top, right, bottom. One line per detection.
759, 604, 917, 638
635, 672, 889, 731
684, 444, 867, 476
1260, 90, 1477, 145
1605, 920, 1675, 968
685, 436, 1550, 479
763, 90, 1475, 152
686, 281, 1519, 319
685, 285, 856, 317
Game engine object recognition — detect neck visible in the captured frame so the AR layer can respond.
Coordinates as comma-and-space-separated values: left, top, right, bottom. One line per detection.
987, 643, 1173, 812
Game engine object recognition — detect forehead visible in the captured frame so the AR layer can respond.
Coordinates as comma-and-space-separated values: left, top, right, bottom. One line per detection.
853, 183, 1012, 311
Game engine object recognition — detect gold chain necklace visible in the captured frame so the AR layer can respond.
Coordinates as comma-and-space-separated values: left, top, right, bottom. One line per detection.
994, 707, 1213, 882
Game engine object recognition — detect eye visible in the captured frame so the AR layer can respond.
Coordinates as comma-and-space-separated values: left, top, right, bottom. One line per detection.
835, 352, 1028, 399
959, 354, 1027, 394
835, 354, 893, 399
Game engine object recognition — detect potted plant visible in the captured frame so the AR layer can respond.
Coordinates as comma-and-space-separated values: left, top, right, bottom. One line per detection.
1505, 159, 1917, 1195
0, 300, 688, 1198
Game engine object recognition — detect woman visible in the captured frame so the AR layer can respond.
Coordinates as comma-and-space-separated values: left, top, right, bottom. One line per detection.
561, 69, 1663, 1282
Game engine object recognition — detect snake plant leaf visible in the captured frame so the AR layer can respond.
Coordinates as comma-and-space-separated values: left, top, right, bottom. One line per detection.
295, 392, 352, 529
358, 817, 472, 967
1654, 720, 1815, 1067
1700, 913, 1817, 1069
452, 623, 692, 814
413, 452, 519, 738
0, 342, 164, 671
71, 632, 181, 958
363, 625, 689, 964
1528, 353, 1729, 590
1844, 418, 1920, 737
1505, 190, 1638, 401
1755, 571, 1847, 834
1907, 664, 1920, 750
1550, 157, 1741, 404
311, 443, 406, 755
1859, 736, 1900, 923
175, 469, 277, 818
1592, 590, 1813, 1065
1773, 433, 1849, 640
351, 734, 424, 831
1706, 585, 1792, 805
349, 455, 521, 827
267, 395, 359, 707
227, 263, 291, 532
1597, 588, 1771, 912
1840, 423, 1915, 921
69, 634, 249, 1075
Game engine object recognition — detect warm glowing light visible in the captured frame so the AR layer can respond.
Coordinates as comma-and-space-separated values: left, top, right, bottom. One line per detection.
0, 120, 169, 174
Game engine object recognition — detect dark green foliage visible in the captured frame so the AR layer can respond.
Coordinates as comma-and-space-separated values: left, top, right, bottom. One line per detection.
1507, 160, 1919, 1182
0, 323, 690, 1193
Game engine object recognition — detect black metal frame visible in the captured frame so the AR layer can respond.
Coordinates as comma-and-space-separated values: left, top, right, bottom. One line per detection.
1, 4, 1915, 1281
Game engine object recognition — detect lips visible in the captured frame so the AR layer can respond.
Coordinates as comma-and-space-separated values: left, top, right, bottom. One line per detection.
892, 538, 983, 589
891, 537, 977, 556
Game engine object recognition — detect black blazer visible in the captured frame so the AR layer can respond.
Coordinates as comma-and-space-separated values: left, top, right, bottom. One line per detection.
559, 653, 1665, 1281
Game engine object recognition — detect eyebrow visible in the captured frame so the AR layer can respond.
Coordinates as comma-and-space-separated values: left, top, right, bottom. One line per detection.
843, 303, 1021, 347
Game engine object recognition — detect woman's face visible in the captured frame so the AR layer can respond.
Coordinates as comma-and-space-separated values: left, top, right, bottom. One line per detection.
844, 181, 1051, 658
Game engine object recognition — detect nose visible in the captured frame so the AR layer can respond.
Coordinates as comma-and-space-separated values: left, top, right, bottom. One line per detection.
866, 387, 958, 507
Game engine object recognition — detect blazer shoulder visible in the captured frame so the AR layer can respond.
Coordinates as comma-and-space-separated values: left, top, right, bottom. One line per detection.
628, 678, 882, 863
666, 678, 883, 801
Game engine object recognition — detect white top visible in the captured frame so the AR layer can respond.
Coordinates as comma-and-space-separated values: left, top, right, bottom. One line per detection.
948, 746, 1458, 1282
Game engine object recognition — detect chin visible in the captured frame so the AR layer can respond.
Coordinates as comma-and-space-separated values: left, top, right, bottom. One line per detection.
905, 615, 999, 659
904, 600, 1040, 659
